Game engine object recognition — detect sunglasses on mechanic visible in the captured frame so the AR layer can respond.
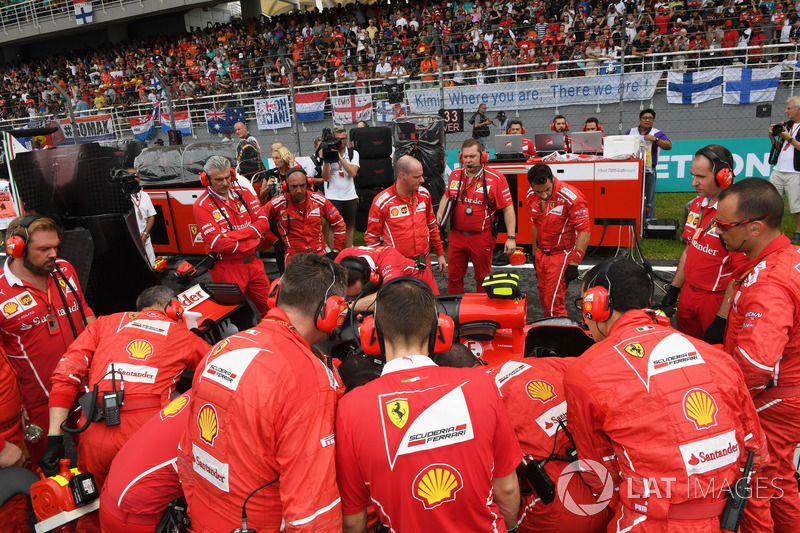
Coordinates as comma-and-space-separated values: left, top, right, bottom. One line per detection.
714, 214, 769, 232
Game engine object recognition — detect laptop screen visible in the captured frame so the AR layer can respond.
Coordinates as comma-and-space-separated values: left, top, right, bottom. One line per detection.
570, 132, 604, 154
494, 134, 523, 154
534, 134, 566, 154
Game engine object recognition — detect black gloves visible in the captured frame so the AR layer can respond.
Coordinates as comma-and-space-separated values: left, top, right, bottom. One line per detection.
38, 435, 64, 477
704, 314, 728, 345
563, 264, 579, 285
658, 284, 681, 317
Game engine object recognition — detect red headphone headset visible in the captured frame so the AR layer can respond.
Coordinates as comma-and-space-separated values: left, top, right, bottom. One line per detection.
315, 259, 348, 333
164, 300, 184, 320
550, 118, 570, 131
358, 276, 454, 355
262, 259, 347, 332
459, 150, 489, 165
581, 258, 623, 323
199, 168, 236, 188
6, 214, 46, 259
340, 256, 380, 287
582, 121, 603, 131
696, 147, 734, 189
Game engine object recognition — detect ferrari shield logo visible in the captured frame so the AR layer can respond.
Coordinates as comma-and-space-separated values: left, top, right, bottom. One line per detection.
386, 399, 409, 429
624, 342, 645, 358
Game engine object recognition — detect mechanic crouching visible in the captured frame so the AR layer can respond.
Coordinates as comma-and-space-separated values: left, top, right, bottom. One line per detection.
41, 286, 209, 532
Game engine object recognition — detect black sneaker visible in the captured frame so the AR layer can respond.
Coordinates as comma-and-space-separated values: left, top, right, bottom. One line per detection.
792, 232, 800, 245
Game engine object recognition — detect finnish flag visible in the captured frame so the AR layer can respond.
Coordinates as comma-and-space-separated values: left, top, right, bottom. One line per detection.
666, 68, 722, 104
723, 66, 781, 105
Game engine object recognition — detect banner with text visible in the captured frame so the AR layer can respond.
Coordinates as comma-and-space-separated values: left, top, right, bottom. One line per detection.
57, 114, 115, 144
255, 97, 292, 130
407, 71, 662, 114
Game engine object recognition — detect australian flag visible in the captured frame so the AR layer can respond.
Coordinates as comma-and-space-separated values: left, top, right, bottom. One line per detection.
205, 106, 246, 133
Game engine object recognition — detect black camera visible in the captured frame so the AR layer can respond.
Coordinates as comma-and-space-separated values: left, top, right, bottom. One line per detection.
320, 128, 343, 164
109, 168, 141, 196
772, 122, 789, 137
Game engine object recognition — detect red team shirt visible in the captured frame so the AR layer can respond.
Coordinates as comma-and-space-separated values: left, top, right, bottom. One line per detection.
365, 185, 445, 258
444, 166, 513, 234
193, 185, 269, 258
526, 178, 591, 253
682, 197, 746, 292
0, 258, 92, 412
335, 246, 417, 282
337, 355, 522, 532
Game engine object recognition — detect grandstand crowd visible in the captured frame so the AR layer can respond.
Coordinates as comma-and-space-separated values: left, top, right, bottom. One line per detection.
1, 0, 799, 120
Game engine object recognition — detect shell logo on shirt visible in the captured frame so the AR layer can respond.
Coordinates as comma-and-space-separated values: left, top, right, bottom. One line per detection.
390, 206, 410, 218
160, 395, 190, 420
2, 301, 19, 317
413, 464, 463, 509
198, 404, 219, 445
127, 339, 154, 361
386, 399, 409, 429
624, 342, 645, 358
683, 388, 718, 430
526, 380, 556, 403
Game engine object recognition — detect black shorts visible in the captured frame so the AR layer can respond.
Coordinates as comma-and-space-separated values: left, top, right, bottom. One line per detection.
330, 199, 358, 226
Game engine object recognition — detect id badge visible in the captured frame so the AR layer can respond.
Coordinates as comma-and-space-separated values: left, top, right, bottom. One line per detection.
693, 227, 703, 241
46, 314, 60, 335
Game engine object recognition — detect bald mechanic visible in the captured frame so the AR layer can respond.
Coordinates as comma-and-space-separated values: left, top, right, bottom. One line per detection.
527, 163, 590, 317
233, 121, 265, 181
193, 155, 272, 316
716, 178, 800, 532
365, 155, 446, 294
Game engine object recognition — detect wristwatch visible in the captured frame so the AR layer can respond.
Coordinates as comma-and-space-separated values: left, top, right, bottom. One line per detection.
507, 234, 516, 239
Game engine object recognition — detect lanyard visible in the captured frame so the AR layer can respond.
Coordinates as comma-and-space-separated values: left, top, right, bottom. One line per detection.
693, 205, 717, 240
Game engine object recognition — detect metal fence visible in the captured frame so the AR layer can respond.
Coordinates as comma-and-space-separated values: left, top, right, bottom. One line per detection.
2, 42, 798, 156
0, 0, 143, 32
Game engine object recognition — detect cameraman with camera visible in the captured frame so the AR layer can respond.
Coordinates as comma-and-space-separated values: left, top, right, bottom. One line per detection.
769, 96, 800, 244
321, 125, 359, 249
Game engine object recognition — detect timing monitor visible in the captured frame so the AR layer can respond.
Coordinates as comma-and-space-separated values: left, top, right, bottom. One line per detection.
534, 134, 566, 156
570, 132, 604, 155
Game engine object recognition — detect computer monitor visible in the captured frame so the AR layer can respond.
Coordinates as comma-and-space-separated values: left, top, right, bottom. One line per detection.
494, 134, 523, 154
570, 132, 604, 154
534, 133, 566, 156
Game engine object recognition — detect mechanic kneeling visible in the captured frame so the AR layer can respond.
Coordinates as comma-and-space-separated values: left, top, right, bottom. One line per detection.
42, 285, 209, 532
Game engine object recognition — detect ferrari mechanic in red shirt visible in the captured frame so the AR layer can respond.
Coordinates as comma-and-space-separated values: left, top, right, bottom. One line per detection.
0, 345, 29, 533
365, 155, 446, 294
717, 178, 800, 533
264, 167, 346, 264
335, 245, 419, 312
336, 277, 521, 533
489, 358, 611, 533
0, 215, 95, 465
192, 155, 272, 316
437, 138, 516, 294
178, 254, 344, 533
100, 392, 194, 533
508, 120, 537, 157
659, 145, 747, 339
565, 258, 772, 533
42, 286, 208, 532
527, 163, 590, 317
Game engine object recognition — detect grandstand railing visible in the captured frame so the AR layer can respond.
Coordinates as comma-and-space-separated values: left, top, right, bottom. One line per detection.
0, 0, 141, 32
3, 42, 800, 145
